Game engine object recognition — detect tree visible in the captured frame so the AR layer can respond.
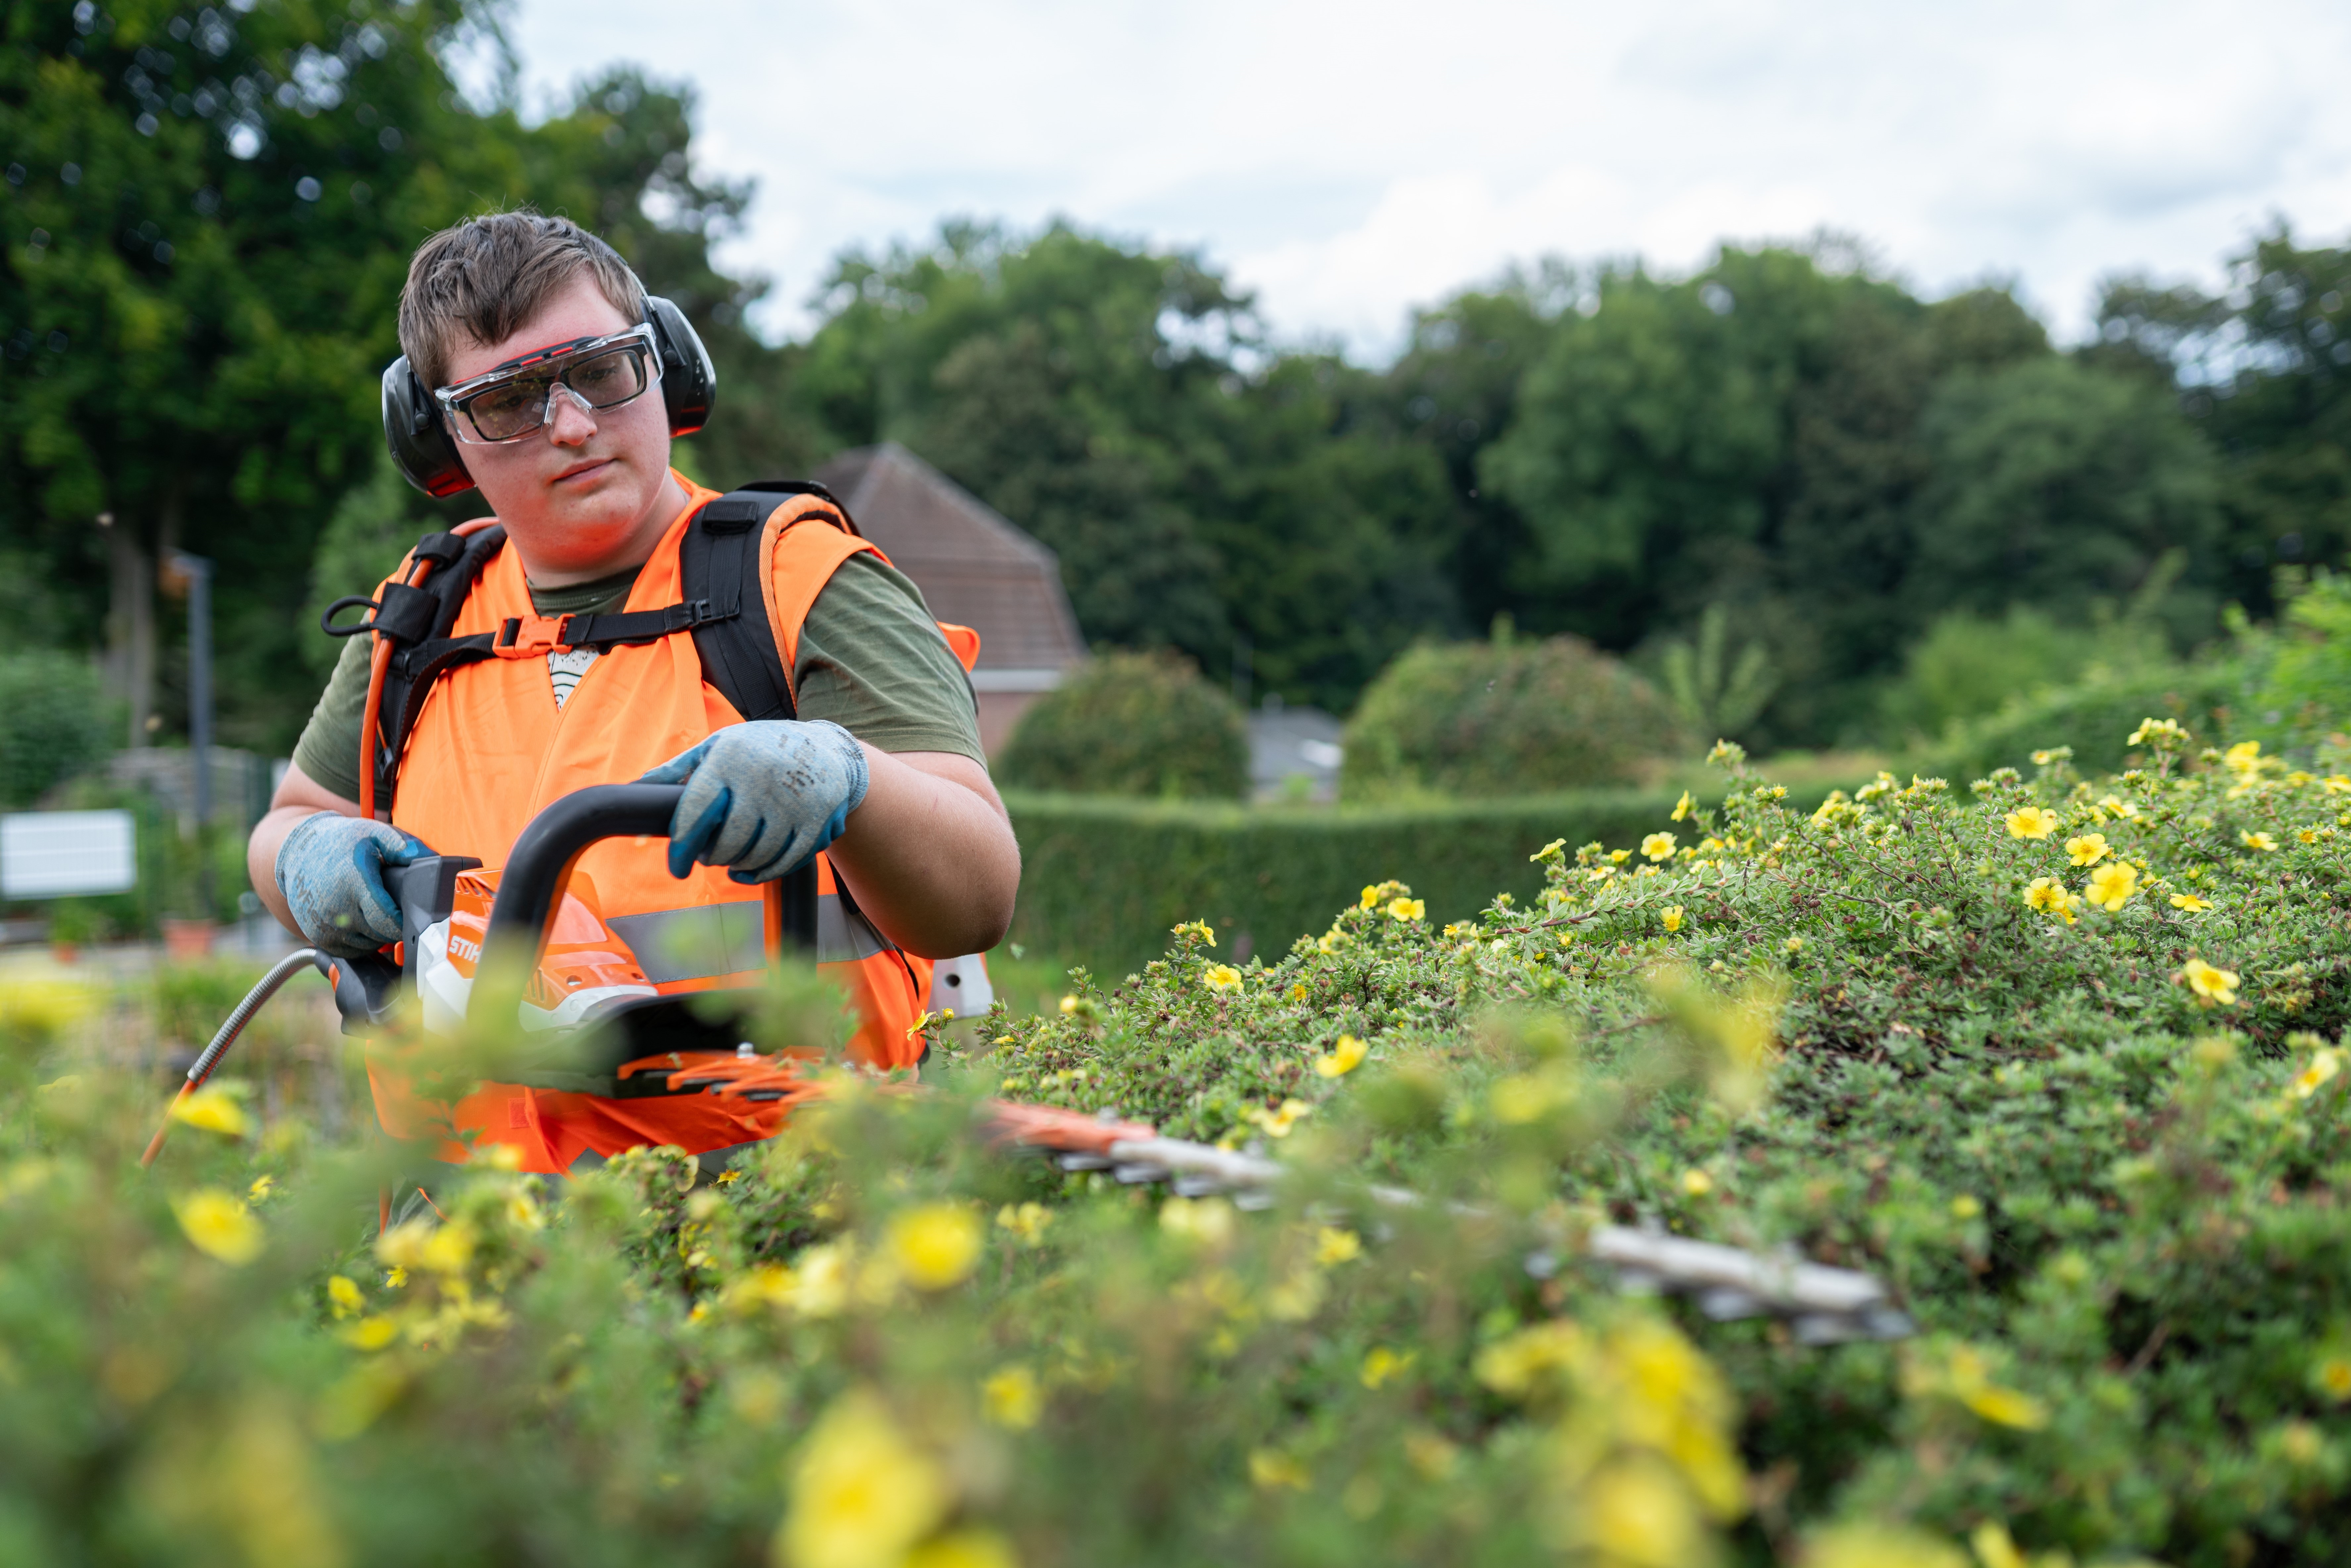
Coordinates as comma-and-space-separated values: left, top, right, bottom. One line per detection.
796, 223, 1456, 711
3, 7, 810, 753
2095, 225, 2351, 615
0, 0, 533, 752
1908, 358, 2221, 642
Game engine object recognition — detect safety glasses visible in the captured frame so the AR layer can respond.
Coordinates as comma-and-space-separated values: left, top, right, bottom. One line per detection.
434, 322, 662, 445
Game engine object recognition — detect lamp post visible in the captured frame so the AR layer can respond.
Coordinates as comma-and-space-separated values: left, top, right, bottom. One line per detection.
166, 550, 213, 913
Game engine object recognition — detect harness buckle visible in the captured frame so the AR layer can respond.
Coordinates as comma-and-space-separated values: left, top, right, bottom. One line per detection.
493, 614, 575, 657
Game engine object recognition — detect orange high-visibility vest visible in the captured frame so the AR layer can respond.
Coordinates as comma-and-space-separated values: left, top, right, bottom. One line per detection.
368, 474, 941, 1172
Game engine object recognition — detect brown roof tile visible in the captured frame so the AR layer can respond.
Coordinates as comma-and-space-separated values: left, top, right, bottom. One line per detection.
814, 443, 1086, 673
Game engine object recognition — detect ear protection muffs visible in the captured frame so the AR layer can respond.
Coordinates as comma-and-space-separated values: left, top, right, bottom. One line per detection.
380, 291, 719, 497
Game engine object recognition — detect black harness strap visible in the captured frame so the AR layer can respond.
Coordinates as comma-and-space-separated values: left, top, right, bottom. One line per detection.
359, 485, 866, 811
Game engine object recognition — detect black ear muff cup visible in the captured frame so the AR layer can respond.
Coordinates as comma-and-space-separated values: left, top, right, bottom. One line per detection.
382, 356, 474, 498
646, 295, 716, 437
377, 283, 719, 494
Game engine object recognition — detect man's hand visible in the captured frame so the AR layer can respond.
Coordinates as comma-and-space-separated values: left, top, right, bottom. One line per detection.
275, 812, 433, 957
639, 719, 870, 883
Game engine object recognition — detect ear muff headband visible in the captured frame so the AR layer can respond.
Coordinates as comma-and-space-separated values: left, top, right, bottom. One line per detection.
380, 290, 718, 497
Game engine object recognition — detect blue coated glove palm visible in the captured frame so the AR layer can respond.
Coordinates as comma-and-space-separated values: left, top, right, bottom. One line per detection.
639, 719, 870, 883
275, 812, 433, 958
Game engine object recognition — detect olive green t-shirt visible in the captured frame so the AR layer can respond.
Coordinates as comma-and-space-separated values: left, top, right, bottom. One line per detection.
290, 550, 984, 801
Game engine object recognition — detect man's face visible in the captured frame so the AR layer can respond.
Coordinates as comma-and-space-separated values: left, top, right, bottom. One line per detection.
439, 274, 677, 580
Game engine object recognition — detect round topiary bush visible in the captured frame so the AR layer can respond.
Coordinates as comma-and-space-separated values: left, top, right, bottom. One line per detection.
1342, 633, 1685, 800
0, 651, 112, 807
996, 650, 1249, 799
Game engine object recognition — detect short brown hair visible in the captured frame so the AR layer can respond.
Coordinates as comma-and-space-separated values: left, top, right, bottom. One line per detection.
397, 210, 643, 388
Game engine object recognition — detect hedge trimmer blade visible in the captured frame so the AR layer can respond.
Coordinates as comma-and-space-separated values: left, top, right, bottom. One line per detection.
656, 1053, 1915, 1345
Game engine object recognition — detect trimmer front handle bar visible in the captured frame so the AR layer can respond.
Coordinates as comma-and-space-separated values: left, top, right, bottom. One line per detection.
468, 782, 819, 1017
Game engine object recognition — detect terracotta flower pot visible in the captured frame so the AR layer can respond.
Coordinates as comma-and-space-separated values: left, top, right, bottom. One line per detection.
162, 919, 216, 960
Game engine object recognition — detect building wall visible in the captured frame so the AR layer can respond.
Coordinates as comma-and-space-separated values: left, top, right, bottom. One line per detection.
976, 691, 1044, 758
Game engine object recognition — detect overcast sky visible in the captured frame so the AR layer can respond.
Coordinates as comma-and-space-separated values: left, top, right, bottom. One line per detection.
499, 0, 2351, 362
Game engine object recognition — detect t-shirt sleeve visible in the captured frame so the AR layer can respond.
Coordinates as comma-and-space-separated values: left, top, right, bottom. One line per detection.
288, 631, 375, 803
792, 551, 986, 765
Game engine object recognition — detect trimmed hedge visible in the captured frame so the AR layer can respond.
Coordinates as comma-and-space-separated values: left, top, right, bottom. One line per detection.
1004, 784, 1835, 978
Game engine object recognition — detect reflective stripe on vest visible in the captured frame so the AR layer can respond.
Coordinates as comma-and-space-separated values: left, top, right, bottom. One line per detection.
371, 472, 928, 1171
610, 890, 894, 984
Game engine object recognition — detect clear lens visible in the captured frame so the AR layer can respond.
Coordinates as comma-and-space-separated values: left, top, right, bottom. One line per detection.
444, 333, 658, 444
566, 346, 649, 409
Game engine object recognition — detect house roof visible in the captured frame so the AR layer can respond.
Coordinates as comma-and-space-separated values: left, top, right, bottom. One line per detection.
812, 443, 1087, 675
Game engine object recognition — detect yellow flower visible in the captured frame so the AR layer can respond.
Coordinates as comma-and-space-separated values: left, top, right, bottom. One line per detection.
1783, 936, 1804, 954
1386, 897, 1425, 922
2065, 833, 2109, 867
1806, 1524, 1970, 1568
2129, 716, 2188, 746
779, 1389, 948, 1568
170, 1086, 251, 1138
1313, 1034, 1367, 1078
1360, 885, 1380, 910
1642, 831, 1677, 861
2243, 830, 2278, 852
1204, 964, 1244, 994
2006, 806, 2059, 839
1288, 982, 1309, 1002
2226, 739, 2263, 773
2315, 1354, 2351, 1402
2170, 893, 2212, 912
2180, 958, 2240, 1007
173, 1189, 263, 1265
1057, 994, 1080, 1014
2084, 860, 2138, 912
1679, 1168, 1714, 1197
981, 1364, 1041, 1430
1171, 919, 1215, 946
326, 1275, 364, 1318
787, 1244, 852, 1317
1672, 791, 1695, 822
1970, 1523, 2026, 1568
903, 1531, 1020, 1568
1360, 1347, 1415, 1389
1245, 1098, 1313, 1139
995, 1202, 1051, 1247
2023, 877, 2078, 923
247, 1174, 275, 1202
1159, 1196, 1236, 1245
1658, 905, 1684, 934
1315, 1226, 1362, 1266
1584, 1456, 1707, 1568
1950, 1194, 1982, 1220
1248, 1449, 1309, 1491
2291, 1049, 2342, 1100
888, 1204, 982, 1291
1489, 1073, 1568, 1124
340, 1316, 398, 1351
1964, 1383, 2048, 1428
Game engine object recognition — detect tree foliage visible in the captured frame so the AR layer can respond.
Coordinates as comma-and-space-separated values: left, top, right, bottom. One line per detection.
1, 4, 814, 755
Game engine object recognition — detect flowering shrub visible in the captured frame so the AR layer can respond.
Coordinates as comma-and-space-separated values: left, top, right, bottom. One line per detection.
9, 718, 2351, 1563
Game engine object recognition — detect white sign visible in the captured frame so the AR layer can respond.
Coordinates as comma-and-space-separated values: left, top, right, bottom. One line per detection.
0, 810, 138, 899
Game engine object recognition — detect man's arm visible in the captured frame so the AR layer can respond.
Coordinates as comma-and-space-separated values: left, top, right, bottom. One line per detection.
826, 747, 1020, 960
247, 760, 364, 933
256, 750, 1017, 959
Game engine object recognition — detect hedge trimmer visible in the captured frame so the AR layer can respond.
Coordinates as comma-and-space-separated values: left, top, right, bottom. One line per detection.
145, 784, 1913, 1345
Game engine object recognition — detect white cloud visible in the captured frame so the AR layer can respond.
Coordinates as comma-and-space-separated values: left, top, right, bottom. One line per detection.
504, 0, 2351, 360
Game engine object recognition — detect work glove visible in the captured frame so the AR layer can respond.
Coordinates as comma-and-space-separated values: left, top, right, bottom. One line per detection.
639, 719, 870, 883
275, 812, 433, 958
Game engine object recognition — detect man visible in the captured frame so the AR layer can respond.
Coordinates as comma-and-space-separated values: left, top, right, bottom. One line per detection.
249, 211, 1020, 1171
